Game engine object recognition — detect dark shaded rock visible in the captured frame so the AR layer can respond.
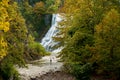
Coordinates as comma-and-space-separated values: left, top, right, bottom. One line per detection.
31, 77, 37, 80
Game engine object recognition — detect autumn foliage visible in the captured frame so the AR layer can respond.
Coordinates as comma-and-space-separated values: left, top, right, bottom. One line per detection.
57, 0, 120, 79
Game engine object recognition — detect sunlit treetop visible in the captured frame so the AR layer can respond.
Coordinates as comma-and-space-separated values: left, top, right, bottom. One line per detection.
0, 0, 10, 32
0, 0, 10, 60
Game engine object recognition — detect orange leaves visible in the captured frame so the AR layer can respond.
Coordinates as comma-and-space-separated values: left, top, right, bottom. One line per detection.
102, 9, 120, 27
35, 1, 45, 8
95, 9, 120, 36
33, 1, 45, 14
0, 36, 7, 60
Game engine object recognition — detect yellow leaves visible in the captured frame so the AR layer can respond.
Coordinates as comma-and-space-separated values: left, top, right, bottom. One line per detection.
95, 23, 103, 34
0, 7, 8, 19
0, 0, 10, 32
95, 9, 120, 66
0, 22, 9, 32
95, 9, 120, 35
0, 36, 7, 48
62, 0, 83, 12
103, 9, 120, 27
35, 1, 45, 8
0, 36, 7, 60
0, 49, 7, 59
0, 0, 10, 60
55, 0, 61, 5
34, 1, 45, 10
34, 1, 45, 14
0, 0, 9, 7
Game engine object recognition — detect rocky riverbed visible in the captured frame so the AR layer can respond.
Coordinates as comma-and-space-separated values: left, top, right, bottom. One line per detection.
16, 54, 63, 80
31, 71, 76, 80
16, 55, 76, 80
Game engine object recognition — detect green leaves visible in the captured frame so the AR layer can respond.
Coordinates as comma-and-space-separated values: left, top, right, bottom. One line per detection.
58, 0, 120, 79
64, 63, 92, 80
29, 42, 49, 56
94, 9, 120, 77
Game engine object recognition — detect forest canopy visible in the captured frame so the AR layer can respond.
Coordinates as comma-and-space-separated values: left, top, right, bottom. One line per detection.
0, 0, 120, 80
0, 0, 56, 79
56, 0, 120, 80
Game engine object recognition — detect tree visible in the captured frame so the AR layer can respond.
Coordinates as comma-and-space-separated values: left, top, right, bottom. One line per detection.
94, 9, 120, 78
33, 1, 46, 15
0, 1, 49, 79
58, 0, 120, 79
0, 0, 10, 61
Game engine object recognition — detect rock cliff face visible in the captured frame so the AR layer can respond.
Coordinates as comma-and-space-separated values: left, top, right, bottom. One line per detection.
39, 14, 52, 41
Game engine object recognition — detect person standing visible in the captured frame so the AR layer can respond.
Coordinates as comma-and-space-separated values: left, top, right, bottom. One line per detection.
50, 57, 52, 65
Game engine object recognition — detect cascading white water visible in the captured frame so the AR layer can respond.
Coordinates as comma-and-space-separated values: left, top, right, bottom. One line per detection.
41, 14, 62, 52
17, 14, 63, 80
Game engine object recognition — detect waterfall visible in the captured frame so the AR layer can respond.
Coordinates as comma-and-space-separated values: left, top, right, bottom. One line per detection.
41, 14, 62, 52
17, 14, 63, 80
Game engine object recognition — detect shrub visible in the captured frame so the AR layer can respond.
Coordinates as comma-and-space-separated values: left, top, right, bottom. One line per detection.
64, 63, 93, 80
0, 59, 20, 80
28, 42, 50, 58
